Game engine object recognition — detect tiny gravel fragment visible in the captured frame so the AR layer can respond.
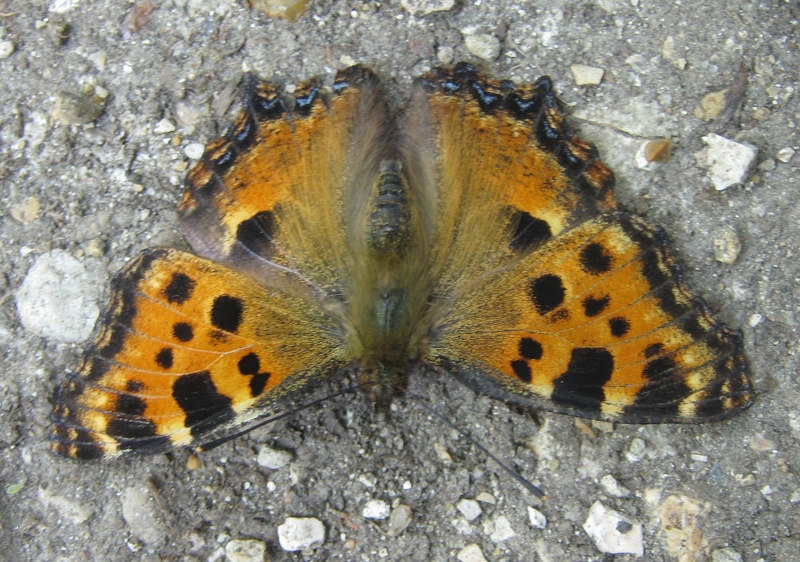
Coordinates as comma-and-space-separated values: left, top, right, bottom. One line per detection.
712, 225, 742, 264
154, 118, 177, 134
257, 445, 292, 469
0, 40, 15, 59
582, 501, 643, 556
457, 543, 488, 562
362, 499, 391, 520
53, 90, 106, 125
527, 506, 547, 529
625, 437, 647, 462
121, 484, 169, 547
387, 504, 413, 536
570, 64, 604, 85
600, 474, 631, 497
487, 515, 516, 542
456, 498, 482, 521
225, 539, 266, 562
184, 142, 205, 160
277, 517, 325, 551
38, 487, 94, 524
475, 492, 496, 505
712, 548, 744, 562
776, 147, 795, 163
464, 33, 501, 61
697, 134, 758, 190
401, 0, 455, 15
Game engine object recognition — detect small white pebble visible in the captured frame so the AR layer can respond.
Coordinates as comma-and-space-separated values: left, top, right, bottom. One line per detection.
0, 40, 15, 59
362, 499, 391, 520
357, 474, 377, 488
154, 118, 177, 134
776, 147, 795, 163
527, 506, 547, 529
487, 515, 516, 542
712, 225, 742, 265
457, 543, 488, 562
475, 492, 496, 505
570, 64, 604, 86
256, 445, 292, 469
277, 517, 325, 552
16, 250, 102, 342
600, 474, 631, 498
582, 501, 643, 556
697, 134, 758, 191
224, 539, 266, 562
456, 498, 482, 521
464, 33, 501, 61
184, 142, 205, 160
387, 504, 413, 536
711, 547, 744, 562
749, 313, 763, 328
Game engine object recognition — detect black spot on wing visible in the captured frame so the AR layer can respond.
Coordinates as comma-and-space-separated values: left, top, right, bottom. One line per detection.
106, 393, 160, 442
115, 393, 146, 416
211, 296, 244, 333
237, 353, 271, 397
172, 371, 235, 438
609, 317, 630, 338
173, 322, 194, 342
107, 416, 159, 441
551, 348, 614, 412
519, 337, 543, 360
583, 294, 610, 317
509, 210, 552, 252
249, 374, 269, 397
580, 242, 613, 275
164, 272, 196, 304
155, 348, 174, 370
644, 343, 664, 358
238, 353, 260, 375
529, 274, 565, 315
236, 210, 277, 258
511, 359, 532, 383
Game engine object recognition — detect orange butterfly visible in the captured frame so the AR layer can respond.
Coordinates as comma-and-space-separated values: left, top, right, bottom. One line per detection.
50, 63, 753, 460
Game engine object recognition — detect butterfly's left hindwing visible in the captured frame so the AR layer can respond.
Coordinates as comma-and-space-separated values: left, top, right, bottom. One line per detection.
50, 249, 349, 459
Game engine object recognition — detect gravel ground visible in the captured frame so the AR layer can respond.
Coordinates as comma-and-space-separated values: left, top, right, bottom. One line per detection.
1, 1, 798, 560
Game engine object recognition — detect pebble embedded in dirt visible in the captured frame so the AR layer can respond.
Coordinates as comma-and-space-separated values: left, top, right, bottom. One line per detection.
277, 516, 325, 551
361, 498, 391, 520
697, 133, 758, 191
224, 538, 267, 562
582, 501, 644, 556
16, 250, 102, 342
456, 498, 482, 521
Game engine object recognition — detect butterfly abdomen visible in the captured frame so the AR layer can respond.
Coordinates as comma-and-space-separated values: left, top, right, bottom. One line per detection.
366, 160, 413, 258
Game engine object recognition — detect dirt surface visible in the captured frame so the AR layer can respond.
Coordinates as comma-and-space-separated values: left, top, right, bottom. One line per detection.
1, 1, 799, 560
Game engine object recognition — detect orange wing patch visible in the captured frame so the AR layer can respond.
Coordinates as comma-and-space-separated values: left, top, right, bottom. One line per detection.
51, 249, 348, 459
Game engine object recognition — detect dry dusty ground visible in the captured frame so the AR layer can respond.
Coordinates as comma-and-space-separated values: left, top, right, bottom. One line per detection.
1, 1, 798, 560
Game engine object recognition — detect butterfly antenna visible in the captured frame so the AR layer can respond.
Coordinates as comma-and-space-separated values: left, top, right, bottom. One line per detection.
197, 384, 364, 452
407, 392, 545, 498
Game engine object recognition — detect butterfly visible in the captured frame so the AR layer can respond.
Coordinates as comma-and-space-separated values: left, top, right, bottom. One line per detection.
50, 63, 753, 460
